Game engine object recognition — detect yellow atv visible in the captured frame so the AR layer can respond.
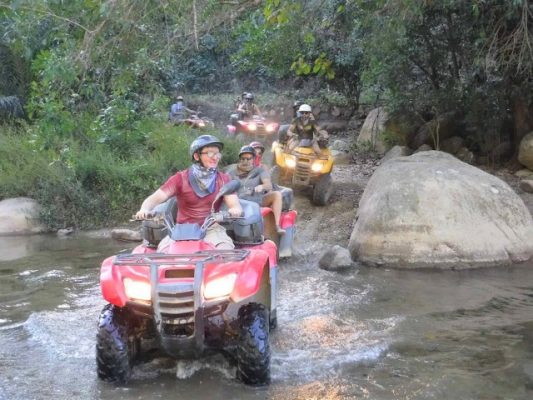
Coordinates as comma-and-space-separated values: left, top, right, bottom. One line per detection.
270, 138, 334, 206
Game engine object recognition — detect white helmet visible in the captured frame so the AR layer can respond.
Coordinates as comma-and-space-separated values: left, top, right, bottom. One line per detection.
298, 104, 312, 113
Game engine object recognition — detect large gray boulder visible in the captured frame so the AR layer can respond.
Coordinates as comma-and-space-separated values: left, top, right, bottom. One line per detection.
357, 107, 389, 154
348, 151, 533, 269
0, 197, 46, 235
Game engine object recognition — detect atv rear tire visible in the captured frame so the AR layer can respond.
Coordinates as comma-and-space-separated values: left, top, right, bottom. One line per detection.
96, 304, 136, 383
236, 303, 271, 385
312, 173, 333, 206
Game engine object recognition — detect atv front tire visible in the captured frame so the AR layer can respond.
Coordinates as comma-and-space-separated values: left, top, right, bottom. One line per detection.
312, 173, 333, 206
96, 304, 136, 383
236, 303, 271, 385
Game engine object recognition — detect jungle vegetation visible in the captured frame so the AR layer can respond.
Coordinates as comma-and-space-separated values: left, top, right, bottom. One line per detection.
0, 0, 532, 229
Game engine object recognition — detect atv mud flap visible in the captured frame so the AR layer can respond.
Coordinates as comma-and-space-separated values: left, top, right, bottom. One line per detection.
278, 225, 295, 258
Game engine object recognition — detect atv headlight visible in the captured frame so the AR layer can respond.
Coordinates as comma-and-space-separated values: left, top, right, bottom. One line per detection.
204, 273, 237, 299
248, 122, 257, 131
266, 123, 278, 132
311, 160, 325, 172
124, 278, 151, 302
285, 156, 296, 168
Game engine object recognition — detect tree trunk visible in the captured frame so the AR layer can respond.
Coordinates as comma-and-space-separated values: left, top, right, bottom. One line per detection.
192, 0, 199, 51
511, 89, 533, 156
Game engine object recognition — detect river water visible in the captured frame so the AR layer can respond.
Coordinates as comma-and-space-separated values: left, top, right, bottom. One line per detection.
1, 232, 533, 400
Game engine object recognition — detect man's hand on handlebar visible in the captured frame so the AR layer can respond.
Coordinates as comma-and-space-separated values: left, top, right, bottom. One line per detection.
135, 209, 154, 220
227, 206, 243, 218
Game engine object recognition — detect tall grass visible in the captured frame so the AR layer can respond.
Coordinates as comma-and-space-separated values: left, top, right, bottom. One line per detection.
0, 119, 241, 229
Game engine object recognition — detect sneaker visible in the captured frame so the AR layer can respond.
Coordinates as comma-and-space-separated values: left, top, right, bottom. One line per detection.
276, 226, 286, 236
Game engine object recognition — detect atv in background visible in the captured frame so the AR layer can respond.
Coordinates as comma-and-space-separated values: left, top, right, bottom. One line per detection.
171, 112, 215, 129
96, 181, 277, 386
270, 138, 335, 206
227, 114, 279, 143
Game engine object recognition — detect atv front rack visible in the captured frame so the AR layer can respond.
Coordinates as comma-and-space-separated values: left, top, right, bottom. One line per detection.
113, 249, 249, 266
114, 249, 250, 358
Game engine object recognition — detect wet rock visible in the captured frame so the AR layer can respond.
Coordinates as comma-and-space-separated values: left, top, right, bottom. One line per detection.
111, 228, 142, 242
57, 227, 75, 236
348, 151, 533, 269
319, 245, 356, 271
0, 197, 46, 236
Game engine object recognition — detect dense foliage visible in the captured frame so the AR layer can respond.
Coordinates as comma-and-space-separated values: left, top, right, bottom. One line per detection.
0, 0, 532, 229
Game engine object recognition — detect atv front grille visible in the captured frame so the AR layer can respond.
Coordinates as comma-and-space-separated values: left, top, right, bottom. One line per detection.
289, 150, 329, 186
157, 284, 195, 325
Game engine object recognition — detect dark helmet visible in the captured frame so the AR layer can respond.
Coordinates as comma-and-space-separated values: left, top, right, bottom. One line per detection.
249, 141, 265, 153
189, 135, 224, 159
293, 100, 304, 109
176, 95, 184, 101
244, 93, 254, 101
238, 145, 255, 158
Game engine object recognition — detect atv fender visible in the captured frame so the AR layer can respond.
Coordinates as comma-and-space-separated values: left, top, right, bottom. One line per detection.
230, 249, 271, 304
100, 256, 129, 307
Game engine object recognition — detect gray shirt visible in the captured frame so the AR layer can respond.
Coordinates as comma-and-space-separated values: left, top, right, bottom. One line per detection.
225, 165, 270, 204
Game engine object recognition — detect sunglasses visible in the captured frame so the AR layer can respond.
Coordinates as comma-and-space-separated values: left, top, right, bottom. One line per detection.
200, 151, 222, 159
240, 156, 254, 161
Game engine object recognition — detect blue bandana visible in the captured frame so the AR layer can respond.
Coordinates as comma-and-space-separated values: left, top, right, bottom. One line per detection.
189, 163, 217, 197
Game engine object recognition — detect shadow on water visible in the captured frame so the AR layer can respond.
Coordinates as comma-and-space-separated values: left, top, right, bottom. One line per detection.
1, 234, 533, 399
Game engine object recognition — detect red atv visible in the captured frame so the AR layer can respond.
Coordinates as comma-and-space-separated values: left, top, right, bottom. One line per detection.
227, 114, 279, 143
96, 181, 281, 385
172, 113, 214, 129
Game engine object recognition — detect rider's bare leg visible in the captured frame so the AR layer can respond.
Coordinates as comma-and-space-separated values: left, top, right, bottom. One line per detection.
262, 191, 285, 235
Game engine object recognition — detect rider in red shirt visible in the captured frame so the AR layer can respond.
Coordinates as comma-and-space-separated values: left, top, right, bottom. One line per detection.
135, 135, 242, 249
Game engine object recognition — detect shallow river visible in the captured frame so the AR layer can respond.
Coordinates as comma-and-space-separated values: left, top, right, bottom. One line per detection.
1, 233, 533, 400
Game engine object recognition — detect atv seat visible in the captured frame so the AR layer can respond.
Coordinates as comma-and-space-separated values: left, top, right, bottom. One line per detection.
221, 200, 264, 245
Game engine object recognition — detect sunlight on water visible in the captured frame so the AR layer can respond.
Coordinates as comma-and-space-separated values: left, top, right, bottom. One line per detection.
24, 308, 98, 360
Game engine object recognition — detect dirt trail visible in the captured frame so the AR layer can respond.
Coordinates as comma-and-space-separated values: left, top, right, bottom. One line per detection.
287, 159, 379, 257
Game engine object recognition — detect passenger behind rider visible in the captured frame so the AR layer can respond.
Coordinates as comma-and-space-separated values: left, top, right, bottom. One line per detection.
135, 135, 243, 249
286, 104, 329, 155
168, 95, 197, 124
292, 100, 304, 119
226, 145, 285, 236
249, 141, 266, 168
234, 91, 248, 110
237, 92, 262, 119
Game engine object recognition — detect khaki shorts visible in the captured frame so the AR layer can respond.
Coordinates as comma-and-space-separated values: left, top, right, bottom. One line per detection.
204, 223, 234, 249
157, 223, 234, 250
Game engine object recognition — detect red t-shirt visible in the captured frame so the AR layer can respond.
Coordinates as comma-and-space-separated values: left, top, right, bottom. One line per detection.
160, 169, 231, 224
